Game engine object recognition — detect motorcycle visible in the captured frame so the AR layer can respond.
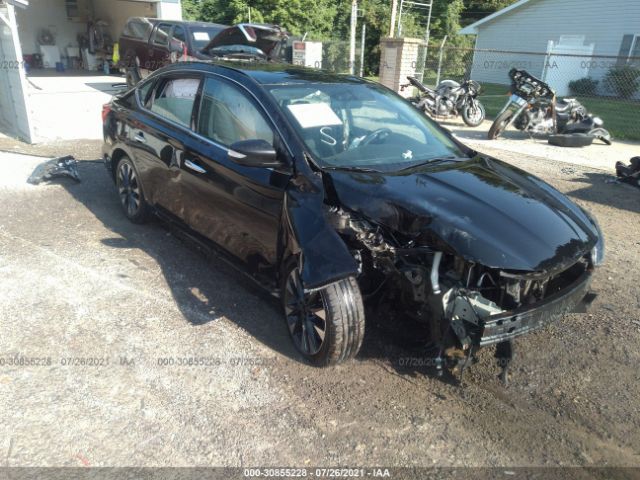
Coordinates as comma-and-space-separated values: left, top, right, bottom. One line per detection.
402, 76, 486, 127
488, 68, 612, 145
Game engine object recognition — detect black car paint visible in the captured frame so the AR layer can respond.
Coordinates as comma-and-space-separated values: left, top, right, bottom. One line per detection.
103, 62, 600, 340
323, 156, 599, 274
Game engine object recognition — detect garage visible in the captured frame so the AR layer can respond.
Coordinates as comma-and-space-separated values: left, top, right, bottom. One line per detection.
0, 0, 182, 143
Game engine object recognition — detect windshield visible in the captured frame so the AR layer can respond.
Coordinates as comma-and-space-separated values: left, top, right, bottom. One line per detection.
267, 82, 466, 172
189, 27, 225, 50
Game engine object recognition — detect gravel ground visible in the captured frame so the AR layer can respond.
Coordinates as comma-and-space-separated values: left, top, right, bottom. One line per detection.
0, 139, 639, 471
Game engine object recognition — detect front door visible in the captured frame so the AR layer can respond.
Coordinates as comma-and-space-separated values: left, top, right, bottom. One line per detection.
180, 75, 291, 274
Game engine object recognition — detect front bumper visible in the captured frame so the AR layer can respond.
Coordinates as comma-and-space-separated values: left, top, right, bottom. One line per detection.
479, 270, 594, 346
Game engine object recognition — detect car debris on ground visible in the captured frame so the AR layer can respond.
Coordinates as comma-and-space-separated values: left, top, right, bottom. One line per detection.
27, 156, 81, 185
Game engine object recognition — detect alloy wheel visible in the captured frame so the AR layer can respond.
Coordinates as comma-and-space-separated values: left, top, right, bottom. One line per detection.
284, 269, 328, 356
117, 161, 141, 218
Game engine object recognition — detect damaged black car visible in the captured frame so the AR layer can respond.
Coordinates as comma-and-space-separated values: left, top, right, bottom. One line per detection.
102, 62, 604, 376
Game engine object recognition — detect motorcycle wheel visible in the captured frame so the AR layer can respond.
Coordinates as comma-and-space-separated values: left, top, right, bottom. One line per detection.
462, 102, 486, 127
488, 110, 514, 140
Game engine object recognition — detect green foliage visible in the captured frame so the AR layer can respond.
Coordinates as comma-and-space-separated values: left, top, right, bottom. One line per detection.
181, 0, 201, 21
568, 77, 599, 96
604, 65, 640, 99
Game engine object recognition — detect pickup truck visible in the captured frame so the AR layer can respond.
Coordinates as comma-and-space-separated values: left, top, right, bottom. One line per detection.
119, 17, 288, 87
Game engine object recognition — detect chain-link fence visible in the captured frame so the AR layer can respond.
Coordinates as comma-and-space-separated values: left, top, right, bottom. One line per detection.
419, 46, 640, 141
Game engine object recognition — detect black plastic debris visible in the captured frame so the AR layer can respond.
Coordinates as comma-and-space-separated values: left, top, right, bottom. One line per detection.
615, 156, 640, 189
27, 155, 80, 185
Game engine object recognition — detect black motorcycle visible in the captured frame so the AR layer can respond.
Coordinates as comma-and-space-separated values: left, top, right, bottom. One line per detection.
403, 76, 486, 127
488, 68, 611, 145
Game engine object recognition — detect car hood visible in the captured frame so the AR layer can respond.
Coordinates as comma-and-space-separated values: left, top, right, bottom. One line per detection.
201, 23, 287, 59
323, 156, 599, 272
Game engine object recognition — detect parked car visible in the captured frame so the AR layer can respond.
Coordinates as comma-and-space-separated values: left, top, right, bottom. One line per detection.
119, 17, 287, 87
102, 62, 603, 379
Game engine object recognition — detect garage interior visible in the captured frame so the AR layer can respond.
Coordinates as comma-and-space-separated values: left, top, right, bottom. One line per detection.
0, 0, 182, 143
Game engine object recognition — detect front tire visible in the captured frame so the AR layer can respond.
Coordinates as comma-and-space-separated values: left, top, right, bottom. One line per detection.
462, 101, 486, 127
488, 110, 514, 139
115, 156, 149, 224
282, 265, 365, 366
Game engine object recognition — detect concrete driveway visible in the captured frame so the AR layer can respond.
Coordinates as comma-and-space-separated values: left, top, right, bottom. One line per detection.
26, 71, 126, 142
1, 144, 639, 469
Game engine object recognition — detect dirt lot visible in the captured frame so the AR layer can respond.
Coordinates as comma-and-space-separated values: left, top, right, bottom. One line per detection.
0, 138, 639, 472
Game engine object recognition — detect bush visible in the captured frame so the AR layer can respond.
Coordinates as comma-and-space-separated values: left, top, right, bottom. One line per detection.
568, 77, 599, 96
604, 65, 640, 99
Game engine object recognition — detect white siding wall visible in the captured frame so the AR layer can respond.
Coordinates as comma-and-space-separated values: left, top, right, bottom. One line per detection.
0, 4, 34, 143
468, 0, 640, 85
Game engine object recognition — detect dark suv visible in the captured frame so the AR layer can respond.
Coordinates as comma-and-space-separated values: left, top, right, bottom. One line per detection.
119, 18, 287, 87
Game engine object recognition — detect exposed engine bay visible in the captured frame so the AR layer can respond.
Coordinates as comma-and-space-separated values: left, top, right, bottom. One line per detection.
324, 205, 595, 382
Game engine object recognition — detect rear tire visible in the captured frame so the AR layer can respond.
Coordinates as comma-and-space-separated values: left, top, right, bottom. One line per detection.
282, 264, 365, 367
115, 156, 150, 224
488, 110, 514, 139
462, 101, 486, 127
548, 133, 594, 148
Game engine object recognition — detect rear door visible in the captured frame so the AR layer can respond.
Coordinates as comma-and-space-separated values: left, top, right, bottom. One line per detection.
180, 74, 291, 272
128, 73, 202, 220
147, 23, 173, 72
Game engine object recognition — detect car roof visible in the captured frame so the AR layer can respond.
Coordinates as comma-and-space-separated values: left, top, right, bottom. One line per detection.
159, 61, 369, 86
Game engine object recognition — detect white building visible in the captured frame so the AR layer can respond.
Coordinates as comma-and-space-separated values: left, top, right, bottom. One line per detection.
459, 0, 640, 94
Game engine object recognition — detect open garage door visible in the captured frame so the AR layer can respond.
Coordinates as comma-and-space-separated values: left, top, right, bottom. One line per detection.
0, 2, 34, 142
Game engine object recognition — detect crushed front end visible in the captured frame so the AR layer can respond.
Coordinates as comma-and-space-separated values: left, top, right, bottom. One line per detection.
324, 205, 599, 381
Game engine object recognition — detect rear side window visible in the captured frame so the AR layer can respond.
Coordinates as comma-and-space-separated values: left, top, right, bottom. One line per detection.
153, 24, 172, 46
150, 77, 201, 128
197, 77, 274, 147
123, 19, 152, 40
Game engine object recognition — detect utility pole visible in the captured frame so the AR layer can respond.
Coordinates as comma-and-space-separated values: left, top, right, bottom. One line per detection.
389, 0, 398, 37
349, 0, 358, 75
359, 23, 366, 77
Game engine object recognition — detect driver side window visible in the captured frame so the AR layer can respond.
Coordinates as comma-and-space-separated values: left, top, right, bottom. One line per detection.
197, 76, 274, 147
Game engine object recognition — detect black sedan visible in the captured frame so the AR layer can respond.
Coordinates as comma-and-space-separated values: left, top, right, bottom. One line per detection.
102, 61, 603, 376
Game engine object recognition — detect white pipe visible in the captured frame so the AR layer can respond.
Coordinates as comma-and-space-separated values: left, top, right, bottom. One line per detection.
430, 251, 443, 294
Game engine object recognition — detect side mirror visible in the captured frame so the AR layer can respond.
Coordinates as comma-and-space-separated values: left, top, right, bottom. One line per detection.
228, 139, 283, 168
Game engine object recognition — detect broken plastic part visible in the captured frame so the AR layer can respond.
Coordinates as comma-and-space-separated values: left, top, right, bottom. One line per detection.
27, 156, 80, 185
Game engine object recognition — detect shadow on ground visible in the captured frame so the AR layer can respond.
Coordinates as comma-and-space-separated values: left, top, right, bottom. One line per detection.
42, 159, 466, 384
565, 170, 640, 215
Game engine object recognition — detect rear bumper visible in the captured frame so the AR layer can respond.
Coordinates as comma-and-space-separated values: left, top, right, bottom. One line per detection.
479, 270, 594, 346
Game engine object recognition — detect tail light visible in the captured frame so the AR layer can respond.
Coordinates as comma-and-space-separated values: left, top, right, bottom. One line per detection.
102, 104, 112, 124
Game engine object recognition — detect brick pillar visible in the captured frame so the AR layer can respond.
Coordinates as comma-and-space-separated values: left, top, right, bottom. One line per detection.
379, 37, 425, 98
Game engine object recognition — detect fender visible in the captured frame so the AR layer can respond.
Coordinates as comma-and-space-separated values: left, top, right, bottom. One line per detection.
280, 171, 358, 291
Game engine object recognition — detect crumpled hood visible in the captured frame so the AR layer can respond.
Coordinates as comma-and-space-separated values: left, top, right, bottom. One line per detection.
324, 156, 599, 272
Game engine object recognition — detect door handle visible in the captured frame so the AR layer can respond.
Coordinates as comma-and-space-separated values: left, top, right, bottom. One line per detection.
184, 159, 206, 174
133, 132, 146, 144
